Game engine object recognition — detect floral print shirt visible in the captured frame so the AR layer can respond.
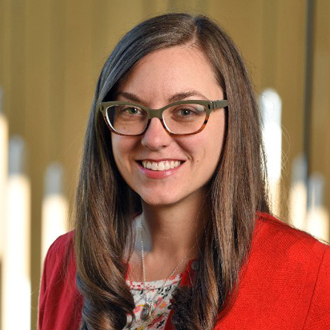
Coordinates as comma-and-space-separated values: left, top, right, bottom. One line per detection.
124, 274, 182, 329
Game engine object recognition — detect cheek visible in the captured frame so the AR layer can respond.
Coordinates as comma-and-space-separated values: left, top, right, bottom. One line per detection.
178, 132, 223, 170
111, 135, 121, 165
111, 135, 134, 170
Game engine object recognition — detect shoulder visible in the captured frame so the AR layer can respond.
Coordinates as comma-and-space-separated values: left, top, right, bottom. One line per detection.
253, 212, 329, 264
45, 231, 75, 265
41, 231, 76, 286
38, 231, 83, 330
249, 212, 330, 289
217, 212, 330, 329
49, 230, 75, 252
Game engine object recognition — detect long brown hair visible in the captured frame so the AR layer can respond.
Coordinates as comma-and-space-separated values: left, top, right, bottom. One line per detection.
75, 13, 269, 330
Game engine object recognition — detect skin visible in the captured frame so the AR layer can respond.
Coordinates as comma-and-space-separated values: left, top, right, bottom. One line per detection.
111, 44, 226, 280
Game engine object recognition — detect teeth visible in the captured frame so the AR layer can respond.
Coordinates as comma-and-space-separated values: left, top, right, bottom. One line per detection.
158, 162, 165, 170
141, 160, 181, 171
151, 162, 157, 171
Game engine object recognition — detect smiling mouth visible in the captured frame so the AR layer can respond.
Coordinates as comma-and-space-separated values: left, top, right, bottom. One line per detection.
141, 160, 183, 171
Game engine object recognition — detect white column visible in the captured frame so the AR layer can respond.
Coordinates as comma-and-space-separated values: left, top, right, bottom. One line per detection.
0, 87, 8, 258
259, 88, 282, 215
41, 162, 68, 265
289, 154, 308, 230
306, 174, 329, 242
2, 136, 31, 330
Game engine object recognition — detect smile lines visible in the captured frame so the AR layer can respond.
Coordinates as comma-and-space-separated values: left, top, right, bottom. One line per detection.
141, 160, 182, 171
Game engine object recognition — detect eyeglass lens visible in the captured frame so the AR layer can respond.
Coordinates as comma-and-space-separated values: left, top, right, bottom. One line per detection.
105, 103, 207, 135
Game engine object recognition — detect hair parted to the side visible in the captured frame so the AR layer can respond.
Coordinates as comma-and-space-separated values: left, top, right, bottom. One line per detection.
75, 13, 269, 330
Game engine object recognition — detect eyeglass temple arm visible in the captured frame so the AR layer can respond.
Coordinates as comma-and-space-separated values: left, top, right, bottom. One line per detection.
209, 100, 228, 110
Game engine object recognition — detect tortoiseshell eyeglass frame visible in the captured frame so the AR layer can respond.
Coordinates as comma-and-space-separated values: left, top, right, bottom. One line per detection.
98, 99, 228, 136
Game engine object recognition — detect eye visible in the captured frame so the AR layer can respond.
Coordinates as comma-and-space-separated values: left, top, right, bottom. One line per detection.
171, 105, 205, 119
122, 106, 142, 115
117, 106, 146, 119
179, 108, 194, 116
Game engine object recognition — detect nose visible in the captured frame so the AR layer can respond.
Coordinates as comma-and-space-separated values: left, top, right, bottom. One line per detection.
141, 118, 172, 150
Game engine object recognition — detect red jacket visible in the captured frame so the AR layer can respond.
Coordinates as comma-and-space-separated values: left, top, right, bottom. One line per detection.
38, 213, 330, 329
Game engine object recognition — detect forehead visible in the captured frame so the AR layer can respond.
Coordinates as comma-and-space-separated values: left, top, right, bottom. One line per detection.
117, 45, 222, 103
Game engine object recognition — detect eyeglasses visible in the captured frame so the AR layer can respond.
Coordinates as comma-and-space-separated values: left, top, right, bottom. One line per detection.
99, 99, 228, 136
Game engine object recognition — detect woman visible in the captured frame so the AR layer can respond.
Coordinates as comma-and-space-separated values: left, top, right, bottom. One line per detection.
38, 13, 330, 330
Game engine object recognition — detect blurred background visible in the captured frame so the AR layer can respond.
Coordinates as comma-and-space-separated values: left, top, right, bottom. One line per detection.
0, 0, 329, 329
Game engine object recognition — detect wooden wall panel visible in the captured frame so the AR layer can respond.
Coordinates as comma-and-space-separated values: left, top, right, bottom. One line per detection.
167, 0, 207, 14
49, 0, 66, 161
2, 1, 27, 136
274, 0, 307, 219
91, 0, 145, 83
141, 0, 169, 17
0, 0, 12, 124
311, 0, 330, 216
208, 0, 264, 89
0, 4, 12, 329
62, 0, 94, 216
25, 1, 51, 328
260, 1, 280, 89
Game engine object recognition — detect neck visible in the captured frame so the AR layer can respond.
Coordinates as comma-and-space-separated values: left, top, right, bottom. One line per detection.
128, 191, 209, 281
141, 196, 207, 259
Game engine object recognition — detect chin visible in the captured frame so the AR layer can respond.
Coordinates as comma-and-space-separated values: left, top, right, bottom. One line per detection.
140, 193, 181, 207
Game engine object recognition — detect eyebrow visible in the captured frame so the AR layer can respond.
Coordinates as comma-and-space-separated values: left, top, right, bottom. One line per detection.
116, 90, 209, 105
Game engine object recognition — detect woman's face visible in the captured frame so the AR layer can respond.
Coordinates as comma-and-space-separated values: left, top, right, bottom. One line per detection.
111, 45, 226, 207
